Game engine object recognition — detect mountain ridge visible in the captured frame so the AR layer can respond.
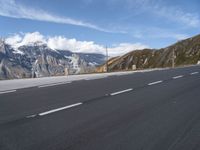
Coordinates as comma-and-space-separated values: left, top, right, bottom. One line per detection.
97, 34, 200, 72
0, 40, 105, 79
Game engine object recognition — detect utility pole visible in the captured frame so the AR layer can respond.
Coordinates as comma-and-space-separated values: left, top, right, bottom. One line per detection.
105, 46, 109, 72
0, 37, 5, 42
172, 49, 175, 68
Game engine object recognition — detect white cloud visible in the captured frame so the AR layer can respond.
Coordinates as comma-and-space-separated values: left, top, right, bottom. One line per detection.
5, 32, 45, 49
5, 32, 149, 56
155, 6, 200, 28
21, 32, 46, 45
47, 36, 104, 54
131, 27, 189, 41
170, 34, 189, 41
108, 43, 148, 56
154, 32, 189, 41
5, 34, 22, 46
110, 0, 200, 28
0, 0, 122, 33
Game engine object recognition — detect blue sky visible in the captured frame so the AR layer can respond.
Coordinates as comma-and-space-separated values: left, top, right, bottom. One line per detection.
0, 0, 200, 55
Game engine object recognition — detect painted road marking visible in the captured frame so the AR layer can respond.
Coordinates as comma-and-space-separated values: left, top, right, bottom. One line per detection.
39, 103, 82, 116
173, 75, 183, 79
0, 90, 16, 94
148, 80, 163, 86
110, 88, 133, 96
38, 82, 71, 88
26, 114, 37, 118
85, 76, 107, 81
190, 72, 199, 75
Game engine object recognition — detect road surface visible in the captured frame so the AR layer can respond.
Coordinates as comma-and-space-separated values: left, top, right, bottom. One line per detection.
0, 66, 200, 150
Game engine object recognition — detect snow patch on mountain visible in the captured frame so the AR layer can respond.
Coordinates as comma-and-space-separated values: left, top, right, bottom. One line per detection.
0, 38, 106, 79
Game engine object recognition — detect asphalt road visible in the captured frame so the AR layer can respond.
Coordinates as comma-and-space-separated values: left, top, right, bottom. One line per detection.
0, 66, 200, 150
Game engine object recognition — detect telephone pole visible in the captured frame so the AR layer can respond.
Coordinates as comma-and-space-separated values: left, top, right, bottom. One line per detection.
0, 37, 5, 42
105, 46, 109, 72
172, 49, 175, 68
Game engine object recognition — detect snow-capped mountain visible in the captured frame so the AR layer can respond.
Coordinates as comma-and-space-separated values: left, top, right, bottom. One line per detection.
0, 39, 105, 79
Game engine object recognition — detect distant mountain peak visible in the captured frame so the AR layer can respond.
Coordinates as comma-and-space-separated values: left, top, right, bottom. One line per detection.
0, 41, 106, 79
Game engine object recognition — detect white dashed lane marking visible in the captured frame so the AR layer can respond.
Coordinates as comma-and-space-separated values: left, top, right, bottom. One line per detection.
26, 114, 37, 118
0, 90, 16, 95
148, 80, 163, 86
110, 88, 133, 96
38, 103, 83, 116
173, 75, 184, 79
190, 72, 199, 75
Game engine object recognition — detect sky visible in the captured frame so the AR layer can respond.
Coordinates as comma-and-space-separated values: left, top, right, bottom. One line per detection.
0, 0, 200, 56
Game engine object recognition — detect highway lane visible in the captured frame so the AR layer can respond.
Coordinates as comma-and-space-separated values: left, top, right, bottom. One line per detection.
0, 66, 199, 121
0, 65, 200, 124
0, 67, 200, 150
0, 66, 200, 150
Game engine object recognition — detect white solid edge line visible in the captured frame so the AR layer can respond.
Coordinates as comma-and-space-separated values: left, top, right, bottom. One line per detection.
85, 76, 107, 80
173, 75, 183, 79
110, 88, 133, 96
116, 74, 126, 76
190, 72, 199, 75
0, 90, 16, 94
38, 82, 71, 88
39, 102, 82, 116
148, 80, 163, 86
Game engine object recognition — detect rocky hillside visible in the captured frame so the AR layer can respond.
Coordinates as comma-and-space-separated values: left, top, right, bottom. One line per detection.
0, 40, 105, 80
97, 34, 200, 72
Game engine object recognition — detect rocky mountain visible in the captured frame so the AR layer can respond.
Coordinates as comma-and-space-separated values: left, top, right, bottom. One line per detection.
0, 39, 105, 80
97, 34, 200, 72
